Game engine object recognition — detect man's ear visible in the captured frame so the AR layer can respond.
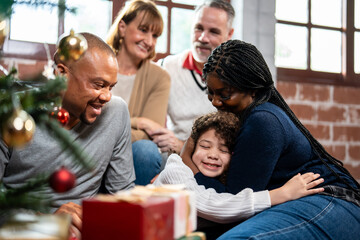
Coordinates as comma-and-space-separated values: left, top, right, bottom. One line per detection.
227, 28, 234, 40
55, 63, 67, 76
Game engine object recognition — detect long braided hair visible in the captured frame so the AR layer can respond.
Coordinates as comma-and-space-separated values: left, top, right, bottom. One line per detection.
203, 39, 360, 195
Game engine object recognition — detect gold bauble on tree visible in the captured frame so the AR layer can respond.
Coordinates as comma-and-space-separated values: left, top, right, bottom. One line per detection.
2, 108, 36, 147
57, 29, 88, 61
0, 17, 9, 49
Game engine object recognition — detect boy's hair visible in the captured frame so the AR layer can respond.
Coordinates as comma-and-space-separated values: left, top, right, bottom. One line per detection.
191, 111, 240, 153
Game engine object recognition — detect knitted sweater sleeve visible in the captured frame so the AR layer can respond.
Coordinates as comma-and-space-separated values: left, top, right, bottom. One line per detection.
154, 154, 271, 223
195, 109, 287, 194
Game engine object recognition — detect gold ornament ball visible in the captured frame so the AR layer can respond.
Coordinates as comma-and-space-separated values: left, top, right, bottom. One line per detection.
57, 29, 88, 61
0, 17, 9, 49
2, 109, 36, 147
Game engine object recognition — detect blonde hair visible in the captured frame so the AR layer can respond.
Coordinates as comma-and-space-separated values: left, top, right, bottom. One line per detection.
106, 0, 163, 60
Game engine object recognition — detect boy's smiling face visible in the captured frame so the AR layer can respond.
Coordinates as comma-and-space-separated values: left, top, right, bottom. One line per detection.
192, 128, 231, 178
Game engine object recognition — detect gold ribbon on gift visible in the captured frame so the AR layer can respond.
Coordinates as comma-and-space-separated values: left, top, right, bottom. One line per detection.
95, 185, 197, 238
96, 184, 187, 203
178, 232, 206, 240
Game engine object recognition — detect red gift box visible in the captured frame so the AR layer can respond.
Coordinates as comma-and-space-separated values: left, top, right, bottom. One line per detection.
82, 196, 174, 240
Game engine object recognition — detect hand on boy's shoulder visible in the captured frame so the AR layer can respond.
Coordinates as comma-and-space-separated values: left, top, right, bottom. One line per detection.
150, 127, 184, 154
180, 137, 199, 175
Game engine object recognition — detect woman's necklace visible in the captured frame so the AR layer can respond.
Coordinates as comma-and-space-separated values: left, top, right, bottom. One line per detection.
117, 53, 138, 76
119, 68, 137, 76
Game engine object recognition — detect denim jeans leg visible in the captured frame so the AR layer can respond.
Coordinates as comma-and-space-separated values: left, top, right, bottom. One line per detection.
132, 139, 162, 185
218, 195, 360, 240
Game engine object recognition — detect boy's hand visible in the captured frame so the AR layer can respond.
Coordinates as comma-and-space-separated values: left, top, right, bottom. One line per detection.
269, 172, 324, 206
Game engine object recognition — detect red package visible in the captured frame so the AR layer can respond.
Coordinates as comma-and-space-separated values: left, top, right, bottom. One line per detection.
82, 196, 174, 240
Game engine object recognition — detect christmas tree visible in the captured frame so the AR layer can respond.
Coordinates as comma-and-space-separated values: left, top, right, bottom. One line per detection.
0, 0, 93, 220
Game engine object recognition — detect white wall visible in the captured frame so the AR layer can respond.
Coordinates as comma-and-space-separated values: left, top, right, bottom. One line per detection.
231, 0, 276, 82
231, 0, 243, 40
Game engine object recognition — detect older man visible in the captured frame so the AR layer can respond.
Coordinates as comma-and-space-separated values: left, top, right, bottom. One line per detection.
150, 0, 235, 154
0, 32, 135, 238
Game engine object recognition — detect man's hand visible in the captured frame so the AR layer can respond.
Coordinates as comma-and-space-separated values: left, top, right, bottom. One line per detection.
54, 202, 82, 239
150, 128, 184, 154
180, 137, 199, 175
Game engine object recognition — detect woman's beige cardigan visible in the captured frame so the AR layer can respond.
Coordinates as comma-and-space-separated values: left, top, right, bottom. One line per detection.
128, 60, 170, 142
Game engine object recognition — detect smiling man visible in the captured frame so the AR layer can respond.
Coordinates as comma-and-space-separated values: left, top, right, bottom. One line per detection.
58, 33, 118, 128
0, 33, 135, 238
151, 0, 235, 156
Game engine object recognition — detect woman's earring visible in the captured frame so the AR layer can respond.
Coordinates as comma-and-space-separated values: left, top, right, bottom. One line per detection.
252, 91, 257, 98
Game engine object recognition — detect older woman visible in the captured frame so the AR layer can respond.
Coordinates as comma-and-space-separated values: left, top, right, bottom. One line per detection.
106, 0, 170, 185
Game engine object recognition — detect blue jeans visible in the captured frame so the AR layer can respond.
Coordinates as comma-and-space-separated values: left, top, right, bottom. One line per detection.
132, 140, 162, 185
218, 195, 360, 240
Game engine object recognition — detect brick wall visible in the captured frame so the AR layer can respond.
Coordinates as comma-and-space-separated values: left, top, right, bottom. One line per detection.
1, 58, 48, 79
278, 81, 360, 182
240, 0, 360, 183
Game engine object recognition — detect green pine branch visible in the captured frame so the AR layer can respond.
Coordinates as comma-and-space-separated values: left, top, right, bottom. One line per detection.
18, 74, 67, 119
0, 174, 51, 213
1, 72, 94, 170
0, 0, 15, 18
0, 71, 67, 125
0, 68, 17, 123
0, 0, 90, 220
39, 115, 95, 171
0, 0, 76, 18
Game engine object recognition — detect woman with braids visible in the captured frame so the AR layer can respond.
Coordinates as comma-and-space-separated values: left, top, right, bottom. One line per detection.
179, 39, 360, 239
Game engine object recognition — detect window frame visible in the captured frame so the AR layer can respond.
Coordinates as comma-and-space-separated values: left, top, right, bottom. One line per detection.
2, 0, 199, 61
153, 0, 195, 60
2, 0, 124, 61
276, 0, 360, 86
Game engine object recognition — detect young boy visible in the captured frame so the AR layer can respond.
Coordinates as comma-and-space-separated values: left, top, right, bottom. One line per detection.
153, 111, 324, 222
189, 111, 240, 185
